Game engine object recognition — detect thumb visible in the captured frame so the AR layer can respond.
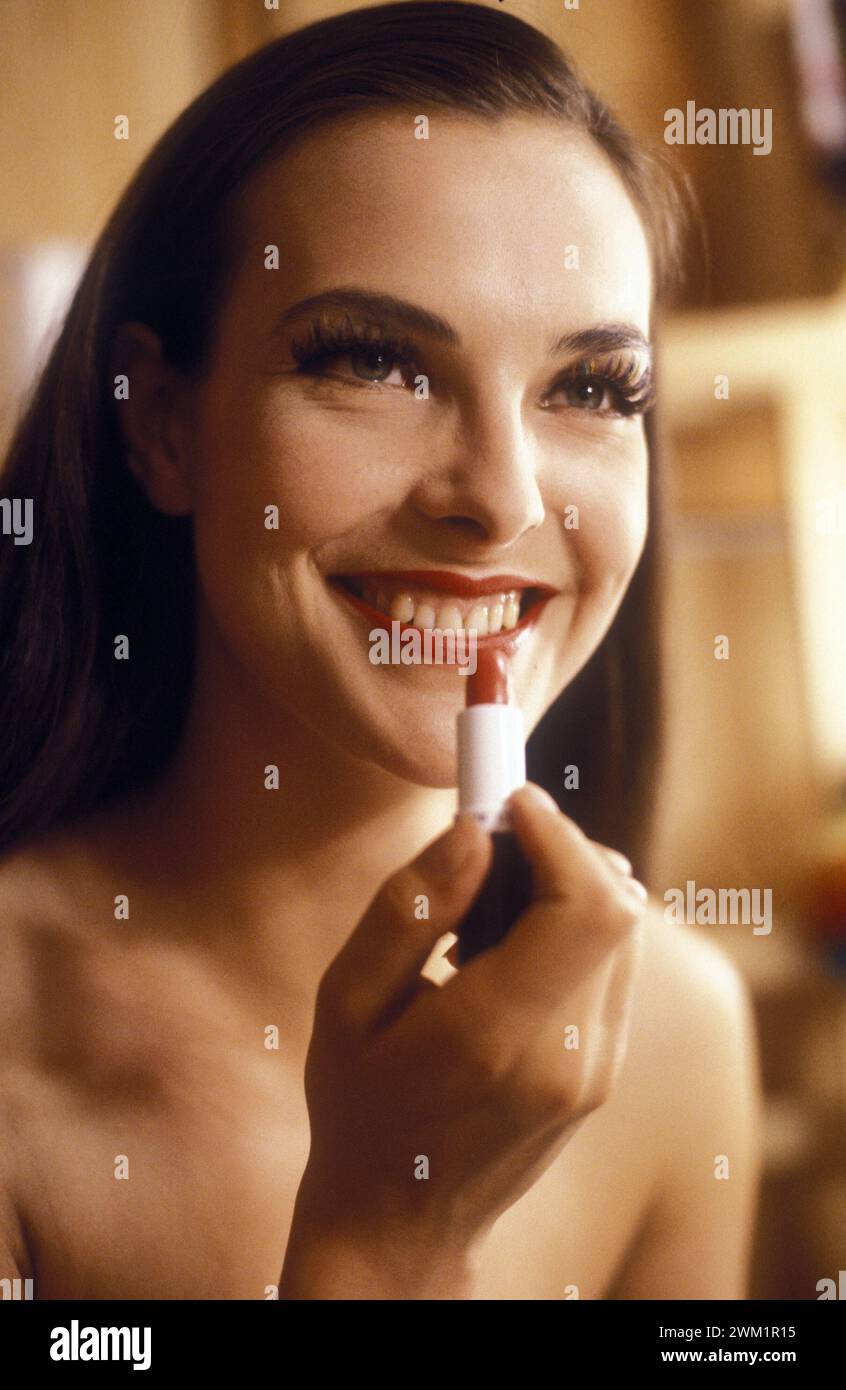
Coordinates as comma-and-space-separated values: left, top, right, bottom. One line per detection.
321, 815, 492, 1033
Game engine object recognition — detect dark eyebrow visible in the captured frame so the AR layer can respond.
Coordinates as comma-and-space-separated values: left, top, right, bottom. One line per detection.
551, 323, 652, 359
269, 288, 460, 347
268, 287, 651, 360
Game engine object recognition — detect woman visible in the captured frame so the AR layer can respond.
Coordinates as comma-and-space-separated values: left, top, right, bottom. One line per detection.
0, 2, 762, 1299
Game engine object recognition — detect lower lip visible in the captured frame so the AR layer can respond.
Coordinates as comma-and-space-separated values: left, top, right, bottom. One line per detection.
328, 581, 554, 652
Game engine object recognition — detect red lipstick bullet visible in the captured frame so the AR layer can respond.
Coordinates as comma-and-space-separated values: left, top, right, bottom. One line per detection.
455, 648, 534, 962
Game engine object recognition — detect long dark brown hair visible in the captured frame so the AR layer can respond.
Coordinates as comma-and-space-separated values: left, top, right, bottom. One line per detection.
0, 1, 685, 873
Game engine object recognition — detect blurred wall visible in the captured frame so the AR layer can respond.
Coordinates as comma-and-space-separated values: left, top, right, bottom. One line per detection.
0, 0, 224, 242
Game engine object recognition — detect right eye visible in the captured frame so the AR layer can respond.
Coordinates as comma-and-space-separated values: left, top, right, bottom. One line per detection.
291, 328, 420, 391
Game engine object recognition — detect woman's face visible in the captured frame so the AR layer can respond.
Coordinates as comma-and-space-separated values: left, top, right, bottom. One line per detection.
177, 111, 653, 788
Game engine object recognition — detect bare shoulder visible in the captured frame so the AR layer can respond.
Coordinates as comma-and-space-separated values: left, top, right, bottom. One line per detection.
0, 825, 99, 1009
0, 829, 114, 1129
631, 897, 759, 1062
0, 828, 153, 1109
626, 897, 763, 1133
640, 893, 753, 996
608, 899, 764, 1298
0, 835, 68, 1281
0, 822, 256, 1096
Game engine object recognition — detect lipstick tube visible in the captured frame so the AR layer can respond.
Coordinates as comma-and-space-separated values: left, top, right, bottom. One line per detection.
455, 647, 534, 963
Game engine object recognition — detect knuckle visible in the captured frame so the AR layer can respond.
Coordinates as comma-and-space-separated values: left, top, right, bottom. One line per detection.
454, 1030, 513, 1093
501, 1059, 581, 1127
597, 883, 645, 937
437, 1001, 517, 1093
378, 871, 417, 923
580, 869, 619, 917
615, 890, 646, 926
595, 843, 632, 876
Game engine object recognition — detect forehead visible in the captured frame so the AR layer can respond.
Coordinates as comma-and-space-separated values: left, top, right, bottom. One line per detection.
233, 111, 652, 339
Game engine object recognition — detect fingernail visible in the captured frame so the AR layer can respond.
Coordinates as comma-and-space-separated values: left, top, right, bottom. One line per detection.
419, 819, 478, 876
512, 783, 560, 815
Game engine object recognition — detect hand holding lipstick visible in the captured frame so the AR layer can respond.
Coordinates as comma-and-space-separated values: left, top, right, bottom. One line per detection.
280, 782, 647, 1300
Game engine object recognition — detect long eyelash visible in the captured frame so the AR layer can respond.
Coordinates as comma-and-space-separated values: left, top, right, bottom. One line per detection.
289, 320, 656, 415
289, 317, 417, 380
560, 354, 655, 416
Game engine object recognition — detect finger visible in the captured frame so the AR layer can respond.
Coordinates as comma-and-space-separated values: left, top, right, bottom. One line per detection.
319, 815, 492, 1032
596, 845, 632, 876
466, 783, 645, 1008
443, 855, 633, 973
521, 788, 632, 883
507, 783, 619, 907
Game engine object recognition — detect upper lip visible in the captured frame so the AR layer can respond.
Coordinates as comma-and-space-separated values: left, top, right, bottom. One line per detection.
333, 570, 560, 597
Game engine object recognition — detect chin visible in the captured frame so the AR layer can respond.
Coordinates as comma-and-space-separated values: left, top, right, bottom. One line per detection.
327, 682, 462, 789
380, 746, 459, 790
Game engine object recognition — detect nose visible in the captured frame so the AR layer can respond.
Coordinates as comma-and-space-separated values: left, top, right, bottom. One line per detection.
409, 393, 546, 547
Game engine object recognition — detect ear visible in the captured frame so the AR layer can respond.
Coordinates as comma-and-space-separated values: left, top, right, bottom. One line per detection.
109, 321, 196, 516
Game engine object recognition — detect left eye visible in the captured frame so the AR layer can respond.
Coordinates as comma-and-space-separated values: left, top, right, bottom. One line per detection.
342, 348, 406, 385
318, 347, 408, 386
555, 376, 613, 412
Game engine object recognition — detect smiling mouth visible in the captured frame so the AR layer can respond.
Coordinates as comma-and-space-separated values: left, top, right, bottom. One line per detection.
329, 571, 556, 640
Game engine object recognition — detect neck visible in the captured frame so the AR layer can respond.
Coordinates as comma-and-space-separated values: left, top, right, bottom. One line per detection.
103, 610, 458, 1008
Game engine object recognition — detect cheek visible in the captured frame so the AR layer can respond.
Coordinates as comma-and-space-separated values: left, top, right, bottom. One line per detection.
556, 440, 649, 598
254, 404, 393, 544
589, 488, 647, 592
189, 392, 397, 578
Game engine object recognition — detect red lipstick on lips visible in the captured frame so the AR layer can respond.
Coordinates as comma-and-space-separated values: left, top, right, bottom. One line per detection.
331, 571, 557, 653
347, 570, 550, 598
455, 647, 534, 963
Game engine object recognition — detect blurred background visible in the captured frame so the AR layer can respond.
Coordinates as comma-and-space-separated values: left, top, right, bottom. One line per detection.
1, 0, 844, 1300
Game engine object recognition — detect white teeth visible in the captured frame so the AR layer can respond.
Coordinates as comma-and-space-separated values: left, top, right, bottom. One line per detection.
354, 580, 528, 631
465, 604, 488, 636
390, 591, 415, 623
436, 605, 463, 633
414, 603, 437, 630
